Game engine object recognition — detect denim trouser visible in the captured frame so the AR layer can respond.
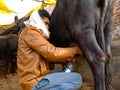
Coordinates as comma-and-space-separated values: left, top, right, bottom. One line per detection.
32, 72, 82, 90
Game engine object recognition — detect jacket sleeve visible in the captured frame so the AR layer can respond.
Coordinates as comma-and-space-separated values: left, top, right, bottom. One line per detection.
24, 29, 77, 62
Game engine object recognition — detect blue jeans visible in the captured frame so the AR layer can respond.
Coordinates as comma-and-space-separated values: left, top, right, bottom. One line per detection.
32, 72, 82, 90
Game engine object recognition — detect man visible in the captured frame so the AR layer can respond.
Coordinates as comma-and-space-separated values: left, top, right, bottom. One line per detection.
17, 9, 82, 90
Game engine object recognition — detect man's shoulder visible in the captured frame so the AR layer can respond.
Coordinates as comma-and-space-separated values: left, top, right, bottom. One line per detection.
22, 26, 43, 36
24, 26, 37, 31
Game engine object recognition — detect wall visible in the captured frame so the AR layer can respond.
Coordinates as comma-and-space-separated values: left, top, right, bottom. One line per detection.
112, 0, 120, 40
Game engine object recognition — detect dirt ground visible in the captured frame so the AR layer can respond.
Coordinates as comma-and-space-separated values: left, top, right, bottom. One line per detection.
1, 40, 120, 90
0, 74, 22, 90
0, 73, 94, 90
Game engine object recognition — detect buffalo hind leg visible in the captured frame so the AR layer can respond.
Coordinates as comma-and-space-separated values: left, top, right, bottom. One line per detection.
88, 57, 106, 90
85, 51, 106, 90
105, 53, 113, 90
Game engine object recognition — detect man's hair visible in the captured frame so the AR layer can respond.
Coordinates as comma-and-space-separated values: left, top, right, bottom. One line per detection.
38, 9, 51, 20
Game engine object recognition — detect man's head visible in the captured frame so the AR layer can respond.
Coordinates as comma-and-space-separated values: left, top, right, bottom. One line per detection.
38, 9, 51, 29
24, 9, 50, 39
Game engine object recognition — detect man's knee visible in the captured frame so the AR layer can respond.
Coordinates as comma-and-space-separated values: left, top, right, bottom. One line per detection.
69, 72, 82, 87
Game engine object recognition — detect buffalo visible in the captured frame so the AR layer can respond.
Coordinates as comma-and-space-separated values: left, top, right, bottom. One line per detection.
0, 16, 29, 74
49, 0, 113, 90
0, 34, 18, 73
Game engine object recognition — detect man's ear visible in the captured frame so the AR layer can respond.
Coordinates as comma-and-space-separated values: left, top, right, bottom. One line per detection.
14, 16, 19, 24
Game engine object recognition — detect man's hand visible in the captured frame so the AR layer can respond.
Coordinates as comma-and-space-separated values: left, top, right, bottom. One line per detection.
66, 56, 78, 63
74, 47, 83, 55
66, 47, 82, 63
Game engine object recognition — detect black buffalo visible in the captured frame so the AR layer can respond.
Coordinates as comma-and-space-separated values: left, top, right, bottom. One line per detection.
49, 0, 113, 90
0, 16, 28, 74
0, 34, 18, 73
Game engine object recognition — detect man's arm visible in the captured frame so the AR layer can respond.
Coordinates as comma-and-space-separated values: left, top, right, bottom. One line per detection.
24, 28, 82, 62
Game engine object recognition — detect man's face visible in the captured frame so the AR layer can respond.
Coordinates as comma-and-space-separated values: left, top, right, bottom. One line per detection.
42, 17, 50, 29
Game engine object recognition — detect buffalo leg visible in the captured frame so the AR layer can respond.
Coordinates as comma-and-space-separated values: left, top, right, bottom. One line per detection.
104, 6, 113, 89
74, 30, 106, 90
85, 51, 106, 90
104, 24, 112, 90
105, 56, 112, 90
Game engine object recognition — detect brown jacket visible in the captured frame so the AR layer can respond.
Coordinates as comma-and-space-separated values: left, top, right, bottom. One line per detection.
17, 26, 78, 90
